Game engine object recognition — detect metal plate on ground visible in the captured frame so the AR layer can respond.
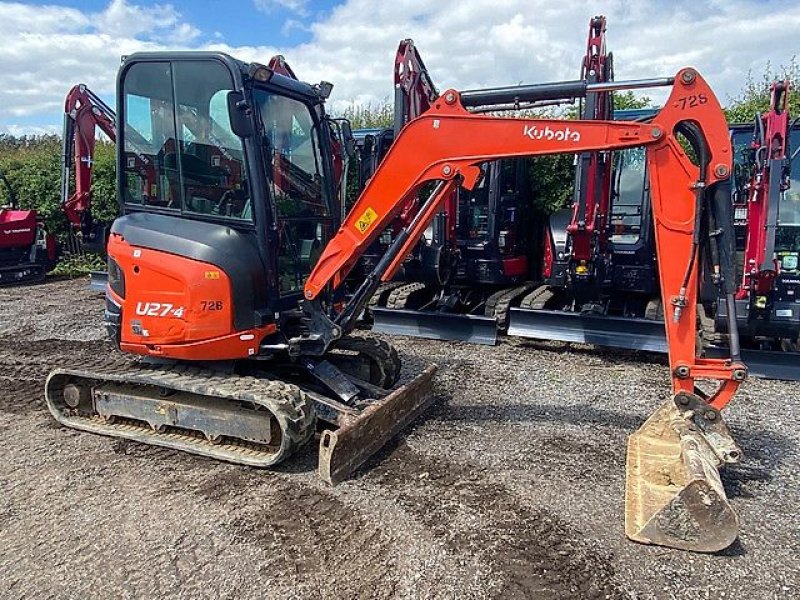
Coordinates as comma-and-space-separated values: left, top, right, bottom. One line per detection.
508, 308, 668, 353
371, 308, 498, 345
318, 365, 437, 485
706, 346, 800, 381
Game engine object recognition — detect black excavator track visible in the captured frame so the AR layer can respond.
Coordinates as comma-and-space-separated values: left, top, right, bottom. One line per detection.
45, 342, 438, 484
46, 359, 316, 468
484, 283, 538, 329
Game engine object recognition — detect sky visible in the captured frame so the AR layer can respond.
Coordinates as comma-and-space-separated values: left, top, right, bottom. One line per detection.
1, 0, 799, 135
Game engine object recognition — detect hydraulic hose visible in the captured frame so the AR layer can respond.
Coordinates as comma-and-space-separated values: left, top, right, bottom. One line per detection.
672, 121, 710, 324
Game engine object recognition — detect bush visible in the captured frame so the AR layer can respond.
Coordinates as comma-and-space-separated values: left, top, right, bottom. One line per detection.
0, 134, 117, 237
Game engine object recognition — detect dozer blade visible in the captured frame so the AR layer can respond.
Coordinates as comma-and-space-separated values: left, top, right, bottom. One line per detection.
706, 346, 800, 381
508, 308, 668, 352
371, 307, 498, 345
88, 269, 108, 291
625, 391, 742, 552
319, 365, 437, 484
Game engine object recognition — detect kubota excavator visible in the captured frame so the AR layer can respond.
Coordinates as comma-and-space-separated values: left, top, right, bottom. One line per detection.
45, 50, 746, 552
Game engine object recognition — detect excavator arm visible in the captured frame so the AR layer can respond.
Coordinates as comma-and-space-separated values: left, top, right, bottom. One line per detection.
308, 67, 742, 399
61, 84, 116, 238
740, 81, 791, 293
304, 68, 747, 552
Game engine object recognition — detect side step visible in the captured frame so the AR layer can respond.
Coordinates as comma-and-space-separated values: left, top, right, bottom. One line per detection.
508, 307, 668, 353
372, 307, 498, 345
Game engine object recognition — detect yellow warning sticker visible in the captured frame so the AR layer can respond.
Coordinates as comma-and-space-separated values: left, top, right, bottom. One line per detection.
355, 207, 379, 234
205, 271, 221, 280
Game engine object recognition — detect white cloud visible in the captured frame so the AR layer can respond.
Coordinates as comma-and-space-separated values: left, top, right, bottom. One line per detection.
2, 0, 800, 135
254, 0, 309, 16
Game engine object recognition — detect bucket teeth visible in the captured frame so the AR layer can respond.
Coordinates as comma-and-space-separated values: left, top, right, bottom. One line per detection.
625, 392, 741, 552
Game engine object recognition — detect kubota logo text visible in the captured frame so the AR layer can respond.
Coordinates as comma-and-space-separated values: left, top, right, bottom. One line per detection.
523, 124, 580, 142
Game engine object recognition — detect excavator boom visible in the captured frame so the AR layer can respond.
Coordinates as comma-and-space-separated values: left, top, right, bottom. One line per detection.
304, 68, 746, 551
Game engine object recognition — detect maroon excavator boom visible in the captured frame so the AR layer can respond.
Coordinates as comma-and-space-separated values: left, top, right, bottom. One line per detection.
61, 84, 117, 246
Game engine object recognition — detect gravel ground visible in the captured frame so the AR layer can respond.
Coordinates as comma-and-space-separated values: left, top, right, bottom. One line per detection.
0, 277, 798, 599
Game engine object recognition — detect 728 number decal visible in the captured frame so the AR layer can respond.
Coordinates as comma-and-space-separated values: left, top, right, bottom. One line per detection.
201, 301, 223, 311
674, 94, 708, 110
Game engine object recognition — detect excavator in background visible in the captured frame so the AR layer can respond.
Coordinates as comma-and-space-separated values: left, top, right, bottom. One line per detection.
710, 82, 800, 366
362, 39, 545, 344
0, 167, 58, 284
507, 17, 666, 350
0, 83, 117, 287
43, 48, 749, 553
62, 84, 118, 251
61, 84, 120, 289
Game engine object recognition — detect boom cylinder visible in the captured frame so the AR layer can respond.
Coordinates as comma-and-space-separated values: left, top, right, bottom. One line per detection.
459, 76, 674, 109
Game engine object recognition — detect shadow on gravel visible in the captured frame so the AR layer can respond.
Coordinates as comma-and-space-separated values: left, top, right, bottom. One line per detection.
721, 426, 795, 500
434, 402, 642, 431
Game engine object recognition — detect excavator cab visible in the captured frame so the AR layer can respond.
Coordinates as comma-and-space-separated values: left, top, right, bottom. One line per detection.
116, 54, 337, 315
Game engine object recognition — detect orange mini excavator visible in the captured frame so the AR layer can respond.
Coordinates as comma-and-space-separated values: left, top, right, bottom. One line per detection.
46, 51, 746, 552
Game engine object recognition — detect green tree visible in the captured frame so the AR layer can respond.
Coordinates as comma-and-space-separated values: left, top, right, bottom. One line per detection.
339, 101, 394, 130
529, 91, 653, 215
0, 135, 117, 235
725, 58, 800, 124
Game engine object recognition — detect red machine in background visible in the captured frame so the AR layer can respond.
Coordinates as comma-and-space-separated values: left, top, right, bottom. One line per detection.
558, 15, 615, 289
61, 84, 118, 251
508, 17, 665, 346
0, 168, 58, 284
712, 81, 800, 357
366, 38, 544, 343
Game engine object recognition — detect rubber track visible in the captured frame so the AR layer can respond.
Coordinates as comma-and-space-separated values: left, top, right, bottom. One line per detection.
484, 283, 538, 329
644, 298, 664, 321
520, 285, 555, 310
385, 282, 427, 310
333, 336, 402, 388
46, 355, 316, 467
367, 281, 405, 310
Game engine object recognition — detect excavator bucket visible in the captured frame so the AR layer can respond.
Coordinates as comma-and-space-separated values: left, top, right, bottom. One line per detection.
625, 391, 742, 552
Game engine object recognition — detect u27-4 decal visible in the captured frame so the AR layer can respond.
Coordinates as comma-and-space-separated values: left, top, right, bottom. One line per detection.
135, 302, 186, 318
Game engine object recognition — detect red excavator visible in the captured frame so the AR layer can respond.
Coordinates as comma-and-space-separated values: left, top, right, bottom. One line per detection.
61, 84, 118, 250
45, 49, 746, 552
61, 84, 121, 289
366, 39, 542, 343
709, 82, 800, 371
507, 17, 665, 349
0, 168, 58, 284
